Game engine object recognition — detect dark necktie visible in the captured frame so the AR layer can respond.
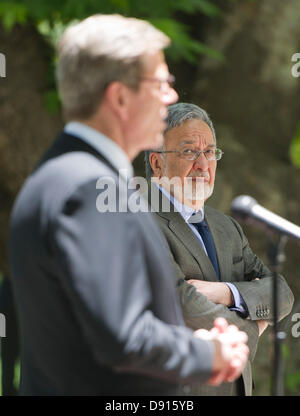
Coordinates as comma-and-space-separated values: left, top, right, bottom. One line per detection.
192, 219, 221, 280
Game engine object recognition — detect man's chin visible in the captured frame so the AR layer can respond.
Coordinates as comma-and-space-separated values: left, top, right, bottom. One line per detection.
186, 184, 212, 200
182, 185, 213, 207
184, 198, 205, 210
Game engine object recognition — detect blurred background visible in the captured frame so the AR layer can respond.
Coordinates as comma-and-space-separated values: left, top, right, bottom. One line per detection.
0, 0, 299, 396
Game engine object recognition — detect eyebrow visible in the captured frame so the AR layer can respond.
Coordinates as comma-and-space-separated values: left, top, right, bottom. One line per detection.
179, 140, 215, 148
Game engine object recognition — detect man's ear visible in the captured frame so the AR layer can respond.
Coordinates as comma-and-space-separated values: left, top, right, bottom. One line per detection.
150, 152, 164, 178
104, 81, 132, 121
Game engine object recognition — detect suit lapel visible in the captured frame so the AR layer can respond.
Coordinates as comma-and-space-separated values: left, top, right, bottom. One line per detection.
168, 214, 218, 281
150, 185, 233, 282
151, 185, 219, 281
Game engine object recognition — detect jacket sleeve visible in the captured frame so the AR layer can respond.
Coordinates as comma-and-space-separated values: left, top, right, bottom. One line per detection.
168, 254, 259, 362
228, 217, 294, 323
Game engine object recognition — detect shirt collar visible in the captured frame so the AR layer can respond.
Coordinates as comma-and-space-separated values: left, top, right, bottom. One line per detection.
64, 121, 134, 180
157, 185, 204, 223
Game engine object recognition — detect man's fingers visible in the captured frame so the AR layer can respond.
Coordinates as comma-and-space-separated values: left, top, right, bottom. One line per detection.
213, 317, 228, 333
208, 369, 227, 386
194, 329, 213, 340
225, 344, 249, 382
197, 318, 249, 387
219, 328, 248, 345
224, 359, 243, 382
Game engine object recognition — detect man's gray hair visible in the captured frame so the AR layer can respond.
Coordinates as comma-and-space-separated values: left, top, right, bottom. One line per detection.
144, 102, 217, 180
56, 14, 170, 121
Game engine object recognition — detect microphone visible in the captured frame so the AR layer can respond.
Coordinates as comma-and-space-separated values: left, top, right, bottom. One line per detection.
231, 195, 300, 241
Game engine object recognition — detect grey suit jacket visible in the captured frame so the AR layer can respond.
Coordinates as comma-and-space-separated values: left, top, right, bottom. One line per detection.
150, 186, 294, 395
9, 133, 216, 395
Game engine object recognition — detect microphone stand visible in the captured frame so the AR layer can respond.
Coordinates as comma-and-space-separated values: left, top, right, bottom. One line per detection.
267, 233, 288, 396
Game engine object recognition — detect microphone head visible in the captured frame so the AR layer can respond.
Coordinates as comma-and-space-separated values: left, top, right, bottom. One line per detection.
231, 195, 300, 242
231, 195, 258, 219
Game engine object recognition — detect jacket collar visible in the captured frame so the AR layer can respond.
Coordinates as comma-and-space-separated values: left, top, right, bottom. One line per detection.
35, 131, 119, 177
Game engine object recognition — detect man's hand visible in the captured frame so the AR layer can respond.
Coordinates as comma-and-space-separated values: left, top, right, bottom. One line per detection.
187, 280, 233, 307
194, 317, 249, 385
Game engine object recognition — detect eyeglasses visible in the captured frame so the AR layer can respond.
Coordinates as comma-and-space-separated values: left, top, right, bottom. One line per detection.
139, 74, 175, 92
155, 147, 224, 161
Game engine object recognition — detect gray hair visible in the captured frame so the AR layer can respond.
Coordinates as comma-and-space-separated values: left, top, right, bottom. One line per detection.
144, 102, 216, 180
56, 14, 170, 121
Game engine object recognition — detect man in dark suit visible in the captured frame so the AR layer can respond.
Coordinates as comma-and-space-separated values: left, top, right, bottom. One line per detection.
145, 102, 294, 395
9, 16, 249, 395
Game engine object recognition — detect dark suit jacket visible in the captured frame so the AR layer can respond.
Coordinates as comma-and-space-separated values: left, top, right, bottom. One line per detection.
9, 132, 215, 395
150, 186, 294, 395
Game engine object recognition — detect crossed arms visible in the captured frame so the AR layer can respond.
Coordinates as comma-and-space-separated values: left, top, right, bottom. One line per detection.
168, 217, 294, 362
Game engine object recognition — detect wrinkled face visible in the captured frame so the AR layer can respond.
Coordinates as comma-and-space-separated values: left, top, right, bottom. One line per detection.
151, 118, 217, 208
124, 51, 178, 157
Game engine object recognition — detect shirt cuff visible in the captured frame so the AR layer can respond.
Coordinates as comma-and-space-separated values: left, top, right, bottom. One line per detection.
225, 282, 249, 318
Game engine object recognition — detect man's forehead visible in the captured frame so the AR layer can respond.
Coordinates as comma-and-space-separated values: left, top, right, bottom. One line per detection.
165, 120, 214, 146
142, 51, 169, 76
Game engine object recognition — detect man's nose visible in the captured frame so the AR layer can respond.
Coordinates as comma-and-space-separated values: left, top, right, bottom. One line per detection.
193, 152, 209, 170
162, 86, 178, 105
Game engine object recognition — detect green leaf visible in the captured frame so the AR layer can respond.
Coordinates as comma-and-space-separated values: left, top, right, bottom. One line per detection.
289, 122, 300, 168
286, 371, 300, 393
281, 343, 290, 360
172, 0, 221, 17
150, 18, 223, 63
110, 0, 130, 14
37, 19, 71, 47
0, 2, 28, 32
43, 90, 61, 113
196, 0, 222, 17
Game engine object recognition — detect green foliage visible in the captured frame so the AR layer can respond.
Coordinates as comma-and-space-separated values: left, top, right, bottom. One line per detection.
0, 0, 223, 63
150, 18, 224, 63
37, 19, 69, 48
286, 371, 300, 394
290, 122, 300, 168
0, 2, 28, 31
0, 358, 20, 396
14, 360, 20, 392
43, 90, 61, 113
172, 0, 221, 17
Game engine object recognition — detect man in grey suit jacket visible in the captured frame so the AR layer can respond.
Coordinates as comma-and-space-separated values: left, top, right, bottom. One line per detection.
145, 102, 294, 395
9, 16, 249, 395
